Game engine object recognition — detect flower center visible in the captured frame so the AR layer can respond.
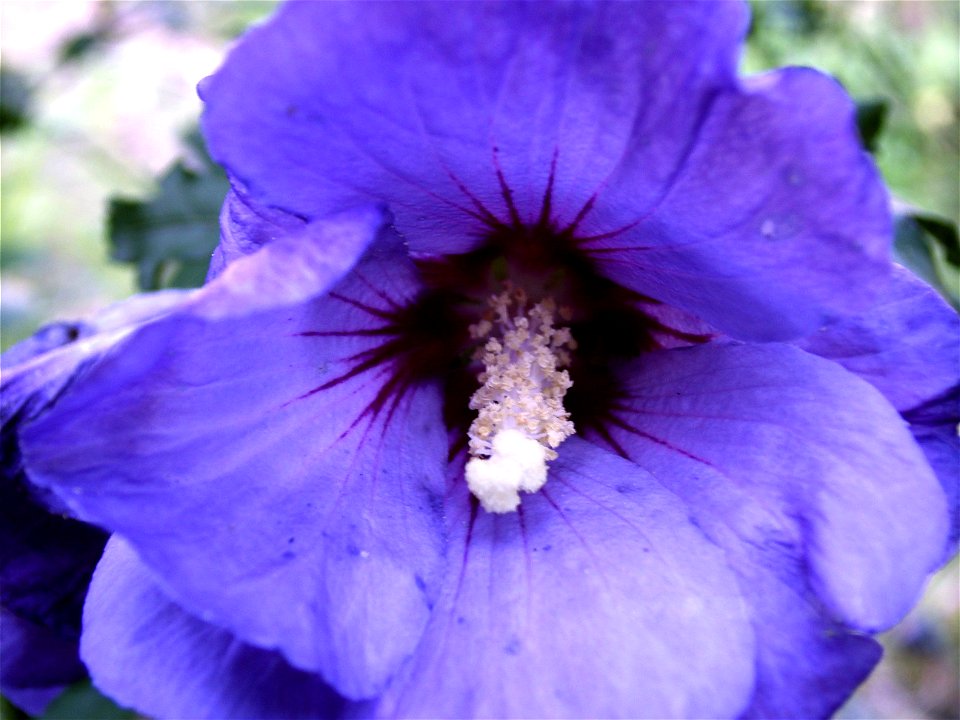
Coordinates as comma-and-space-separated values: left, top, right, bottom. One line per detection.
464, 284, 576, 513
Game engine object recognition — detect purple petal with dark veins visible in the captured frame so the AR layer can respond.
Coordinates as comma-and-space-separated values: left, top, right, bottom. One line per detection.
373, 439, 755, 719
200, 2, 747, 258
598, 342, 946, 632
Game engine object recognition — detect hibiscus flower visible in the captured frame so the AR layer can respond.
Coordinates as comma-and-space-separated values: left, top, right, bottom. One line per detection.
10, 2, 958, 718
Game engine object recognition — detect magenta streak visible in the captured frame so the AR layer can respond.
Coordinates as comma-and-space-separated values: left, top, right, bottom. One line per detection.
295, 327, 395, 338
355, 271, 405, 313
574, 217, 645, 247
328, 291, 395, 322
443, 167, 506, 231
605, 412, 716, 467
560, 193, 598, 238
492, 146, 523, 228
535, 148, 560, 231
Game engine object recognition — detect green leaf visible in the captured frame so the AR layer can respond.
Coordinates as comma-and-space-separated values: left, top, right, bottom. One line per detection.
854, 98, 889, 155
38, 681, 135, 720
0, 68, 32, 134
108, 154, 228, 291
894, 210, 960, 309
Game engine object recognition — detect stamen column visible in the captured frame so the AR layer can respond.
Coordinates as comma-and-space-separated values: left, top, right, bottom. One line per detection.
465, 287, 575, 513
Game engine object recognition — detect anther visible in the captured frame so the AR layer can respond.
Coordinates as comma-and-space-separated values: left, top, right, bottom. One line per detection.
465, 286, 575, 513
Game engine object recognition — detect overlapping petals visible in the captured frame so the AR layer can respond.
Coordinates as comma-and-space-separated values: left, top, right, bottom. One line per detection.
0, 609, 86, 716
82, 537, 346, 719
201, 1, 889, 342
23, 209, 448, 699
2, 292, 188, 713
9, 1, 957, 718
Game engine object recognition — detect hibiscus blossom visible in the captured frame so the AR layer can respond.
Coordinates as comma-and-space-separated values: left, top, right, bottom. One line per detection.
11, 2, 958, 719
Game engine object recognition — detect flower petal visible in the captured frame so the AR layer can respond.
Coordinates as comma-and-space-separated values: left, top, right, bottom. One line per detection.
22, 213, 448, 698
797, 265, 960, 412
0, 609, 86, 716
2, 298, 181, 637
81, 537, 347, 720
905, 388, 960, 557
200, 1, 746, 257
596, 342, 946, 632
207, 183, 305, 281
374, 439, 755, 719
731, 553, 882, 719
581, 68, 891, 341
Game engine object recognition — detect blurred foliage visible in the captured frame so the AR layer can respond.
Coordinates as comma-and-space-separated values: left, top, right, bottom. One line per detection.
108, 132, 228, 290
895, 210, 960, 308
38, 681, 135, 720
0, 68, 32, 133
745, 0, 960, 225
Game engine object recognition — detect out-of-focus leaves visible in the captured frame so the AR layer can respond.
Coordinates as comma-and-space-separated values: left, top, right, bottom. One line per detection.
1, 694, 28, 719
58, 31, 108, 65
749, 0, 826, 39
39, 681, 135, 720
0, 68, 32, 134
894, 210, 960, 308
107, 144, 228, 291
856, 98, 890, 154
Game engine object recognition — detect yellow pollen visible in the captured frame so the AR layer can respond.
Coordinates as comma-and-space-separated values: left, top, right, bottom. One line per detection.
465, 286, 576, 513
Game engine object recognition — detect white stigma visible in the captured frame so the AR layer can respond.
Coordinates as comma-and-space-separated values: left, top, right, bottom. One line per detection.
465, 286, 576, 513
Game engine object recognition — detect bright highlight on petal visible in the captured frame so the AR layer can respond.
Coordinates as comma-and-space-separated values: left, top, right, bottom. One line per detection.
466, 287, 575, 512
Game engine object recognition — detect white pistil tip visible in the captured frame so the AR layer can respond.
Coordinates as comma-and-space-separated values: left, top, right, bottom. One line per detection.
465, 287, 575, 513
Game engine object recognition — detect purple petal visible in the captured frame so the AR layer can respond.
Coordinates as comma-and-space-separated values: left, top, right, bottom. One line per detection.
1, 608, 85, 716
797, 265, 960, 412
374, 439, 755, 719
207, 183, 306, 281
905, 388, 960, 556
22, 212, 447, 698
582, 68, 891, 341
0, 467, 105, 640
81, 537, 347, 720
594, 342, 947, 633
200, 1, 746, 257
2, 298, 181, 637
731, 550, 882, 719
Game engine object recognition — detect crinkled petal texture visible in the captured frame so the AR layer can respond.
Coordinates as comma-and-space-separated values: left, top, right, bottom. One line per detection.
1, 609, 86, 716
374, 439, 755, 719
82, 536, 347, 720
798, 264, 960, 413
201, 1, 888, 342
207, 183, 306, 281
22, 209, 448, 699
585, 343, 946, 717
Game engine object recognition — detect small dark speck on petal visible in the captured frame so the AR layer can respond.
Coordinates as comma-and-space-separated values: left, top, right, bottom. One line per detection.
456, 616, 466, 625
282, 550, 296, 560
542, 544, 552, 552
288, 537, 295, 544
414, 574, 427, 593
504, 636, 521, 655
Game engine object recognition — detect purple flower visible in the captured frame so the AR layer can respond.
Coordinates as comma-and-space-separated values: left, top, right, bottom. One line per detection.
12, 2, 959, 718
0, 296, 181, 713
